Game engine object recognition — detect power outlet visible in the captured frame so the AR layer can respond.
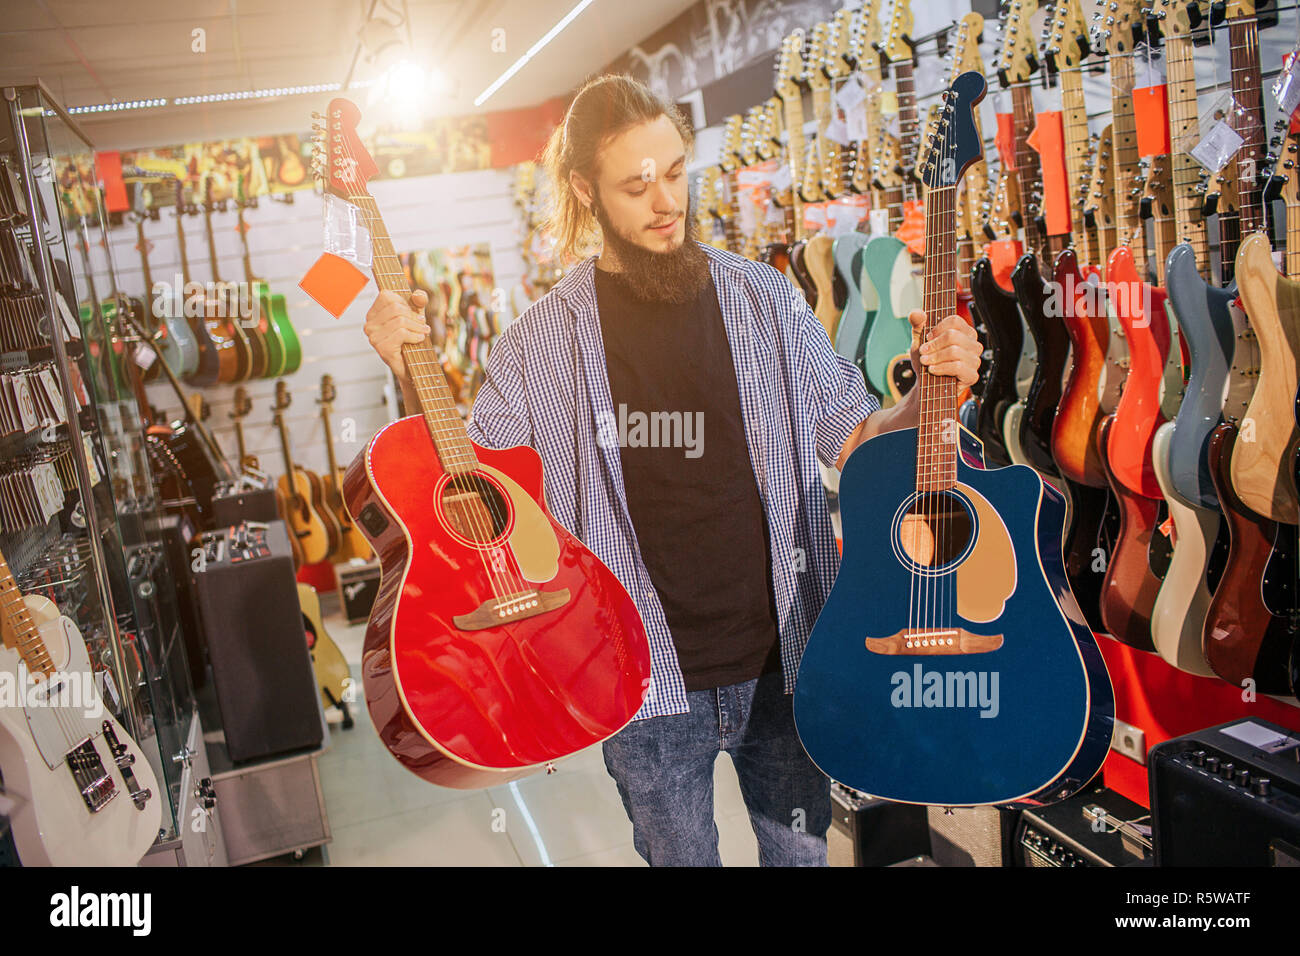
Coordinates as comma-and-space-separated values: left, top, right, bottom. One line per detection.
1111, 719, 1147, 765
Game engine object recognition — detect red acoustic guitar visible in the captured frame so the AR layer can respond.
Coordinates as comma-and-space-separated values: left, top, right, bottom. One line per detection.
314, 99, 652, 788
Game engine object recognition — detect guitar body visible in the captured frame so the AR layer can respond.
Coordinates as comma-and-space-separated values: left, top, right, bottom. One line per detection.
1052, 250, 1110, 486
1163, 243, 1238, 508
793, 425, 1113, 806
969, 256, 1022, 468
1097, 416, 1160, 651
1059, 478, 1119, 634
0, 596, 162, 865
861, 235, 920, 396
297, 583, 352, 715
276, 470, 331, 565
253, 281, 288, 378
1230, 233, 1300, 524
832, 234, 874, 368
1149, 422, 1219, 676
790, 240, 818, 306
344, 417, 652, 786
1012, 253, 1068, 477
1203, 422, 1299, 695
805, 234, 839, 339
269, 289, 302, 374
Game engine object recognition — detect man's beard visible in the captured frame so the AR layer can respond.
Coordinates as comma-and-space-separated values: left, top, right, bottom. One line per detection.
592, 190, 711, 306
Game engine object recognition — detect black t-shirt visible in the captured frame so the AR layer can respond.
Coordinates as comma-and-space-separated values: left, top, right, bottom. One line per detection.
594, 266, 781, 692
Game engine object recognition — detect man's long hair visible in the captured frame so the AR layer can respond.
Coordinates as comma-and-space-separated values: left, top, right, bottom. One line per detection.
541, 74, 696, 261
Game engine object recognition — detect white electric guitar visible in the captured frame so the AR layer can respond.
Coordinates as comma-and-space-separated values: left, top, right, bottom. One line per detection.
0, 548, 161, 865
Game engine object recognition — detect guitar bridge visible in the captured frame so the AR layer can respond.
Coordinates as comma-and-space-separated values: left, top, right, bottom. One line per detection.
66, 738, 116, 813
453, 588, 571, 631
865, 628, 1003, 656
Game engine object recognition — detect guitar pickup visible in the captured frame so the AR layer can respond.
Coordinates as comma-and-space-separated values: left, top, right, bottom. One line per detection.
453, 589, 571, 631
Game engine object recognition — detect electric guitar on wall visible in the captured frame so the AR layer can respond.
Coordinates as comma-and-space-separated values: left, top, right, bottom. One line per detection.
793, 71, 1114, 807
315, 98, 652, 788
0, 547, 162, 865
174, 180, 229, 386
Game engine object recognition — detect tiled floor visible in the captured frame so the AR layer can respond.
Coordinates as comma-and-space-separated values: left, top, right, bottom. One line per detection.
304, 597, 764, 866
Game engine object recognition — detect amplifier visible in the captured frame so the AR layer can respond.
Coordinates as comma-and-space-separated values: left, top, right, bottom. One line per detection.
1149, 718, 1300, 866
336, 559, 381, 625
211, 483, 278, 526
149, 512, 208, 690
925, 804, 1020, 867
1014, 785, 1152, 867
191, 520, 323, 763
828, 783, 931, 866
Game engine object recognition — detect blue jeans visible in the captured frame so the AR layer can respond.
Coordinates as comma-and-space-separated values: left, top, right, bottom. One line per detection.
601, 671, 831, 866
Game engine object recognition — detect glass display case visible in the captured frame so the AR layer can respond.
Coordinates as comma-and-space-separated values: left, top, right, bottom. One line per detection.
0, 82, 196, 853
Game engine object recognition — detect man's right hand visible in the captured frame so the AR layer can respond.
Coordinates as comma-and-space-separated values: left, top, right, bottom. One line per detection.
364, 289, 431, 383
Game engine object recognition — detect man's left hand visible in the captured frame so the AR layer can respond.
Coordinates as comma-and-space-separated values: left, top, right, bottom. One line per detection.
908, 310, 983, 390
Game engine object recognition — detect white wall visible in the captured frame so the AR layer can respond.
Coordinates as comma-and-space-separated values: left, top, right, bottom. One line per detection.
95, 167, 527, 479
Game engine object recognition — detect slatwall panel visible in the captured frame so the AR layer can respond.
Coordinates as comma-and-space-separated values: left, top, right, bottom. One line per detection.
92, 167, 528, 480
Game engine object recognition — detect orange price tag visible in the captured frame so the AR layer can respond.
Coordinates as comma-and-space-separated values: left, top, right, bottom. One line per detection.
987, 239, 1023, 290
1133, 86, 1172, 156
299, 252, 370, 319
1028, 111, 1070, 236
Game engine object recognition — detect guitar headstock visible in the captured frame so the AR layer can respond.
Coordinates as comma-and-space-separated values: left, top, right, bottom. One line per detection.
827, 9, 855, 79
914, 105, 941, 184
1045, 0, 1090, 71
720, 116, 743, 173
805, 23, 830, 91
873, 131, 905, 190
232, 385, 253, 420
1093, 0, 1145, 56
1142, 153, 1175, 216
1088, 125, 1117, 226
1277, 125, 1300, 208
800, 135, 823, 203
319, 373, 337, 408
1146, 0, 1198, 40
920, 71, 988, 190
881, 0, 915, 65
274, 379, 292, 412
996, 0, 1042, 85
775, 31, 805, 103
848, 0, 880, 70
951, 13, 986, 77
1225, 0, 1258, 16
310, 98, 380, 207
757, 101, 780, 162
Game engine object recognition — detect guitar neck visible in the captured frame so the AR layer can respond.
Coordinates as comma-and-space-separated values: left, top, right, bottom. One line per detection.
1110, 54, 1145, 277
352, 195, 479, 473
1227, 15, 1266, 236
783, 97, 807, 241
1060, 68, 1091, 259
0, 552, 52, 679
1166, 35, 1209, 272
276, 411, 298, 484
321, 405, 340, 475
895, 59, 921, 206
233, 419, 248, 466
919, 183, 959, 491
136, 220, 154, 299
1011, 83, 1048, 264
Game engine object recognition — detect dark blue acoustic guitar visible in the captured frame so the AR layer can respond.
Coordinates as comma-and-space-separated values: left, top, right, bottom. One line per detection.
793, 70, 1115, 809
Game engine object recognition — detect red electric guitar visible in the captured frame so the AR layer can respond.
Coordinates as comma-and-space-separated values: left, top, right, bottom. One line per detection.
314, 99, 652, 788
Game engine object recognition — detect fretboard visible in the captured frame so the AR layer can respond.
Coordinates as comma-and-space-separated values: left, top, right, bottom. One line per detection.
1011, 83, 1048, 266
1228, 16, 1265, 236
1110, 54, 1146, 278
918, 183, 959, 493
352, 194, 479, 473
1166, 35, 1209, 272
782, 95, 808, 242
1059, 66, 1091, 259
895, 58, 921, 206
0, 554, 53, 679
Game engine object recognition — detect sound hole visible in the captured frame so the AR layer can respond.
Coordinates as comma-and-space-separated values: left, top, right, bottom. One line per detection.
439, 473, 509, 543
900, 492, 974, 568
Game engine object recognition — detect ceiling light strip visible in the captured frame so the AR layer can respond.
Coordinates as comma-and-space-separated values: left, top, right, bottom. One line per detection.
473, 0, 596, 107
63, 80, 374, 115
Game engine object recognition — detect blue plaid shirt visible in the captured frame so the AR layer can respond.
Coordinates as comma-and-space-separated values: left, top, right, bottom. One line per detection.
464, 244, 880, 720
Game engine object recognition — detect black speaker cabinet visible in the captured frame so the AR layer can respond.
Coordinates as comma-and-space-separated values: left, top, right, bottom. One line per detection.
211, 485, 278, 526
926, 804, 1020, 866
1149, 718, 1300, 866
828, 783, 931, 866
191, 521, 323, 763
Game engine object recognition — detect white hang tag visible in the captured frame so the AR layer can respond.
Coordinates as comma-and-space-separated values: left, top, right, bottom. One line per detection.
1134, 48, 1166, 90
1190, 122, 1243, 173
869, 208, 890, 237
770, 164, 793, 193
824, 118, 852, 147
133, 343, 156, 370
14, 375, 38, 434
1273, 50, 1300, 117
82, 433, 101, 485
55, 292, 81, 340
765, 202, 786, 225
845, 109, 870, 145
805, 204, 828, 226
322, 194, 373, 268
835, 75, 866, 113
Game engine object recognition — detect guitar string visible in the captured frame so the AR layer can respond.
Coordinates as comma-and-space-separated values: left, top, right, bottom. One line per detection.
343, 188, 520, 604
335, 131, 527, 609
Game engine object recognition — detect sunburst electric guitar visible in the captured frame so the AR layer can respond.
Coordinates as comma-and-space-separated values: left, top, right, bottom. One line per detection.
793, 71, 1114, 808
315, 99, 652, 788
